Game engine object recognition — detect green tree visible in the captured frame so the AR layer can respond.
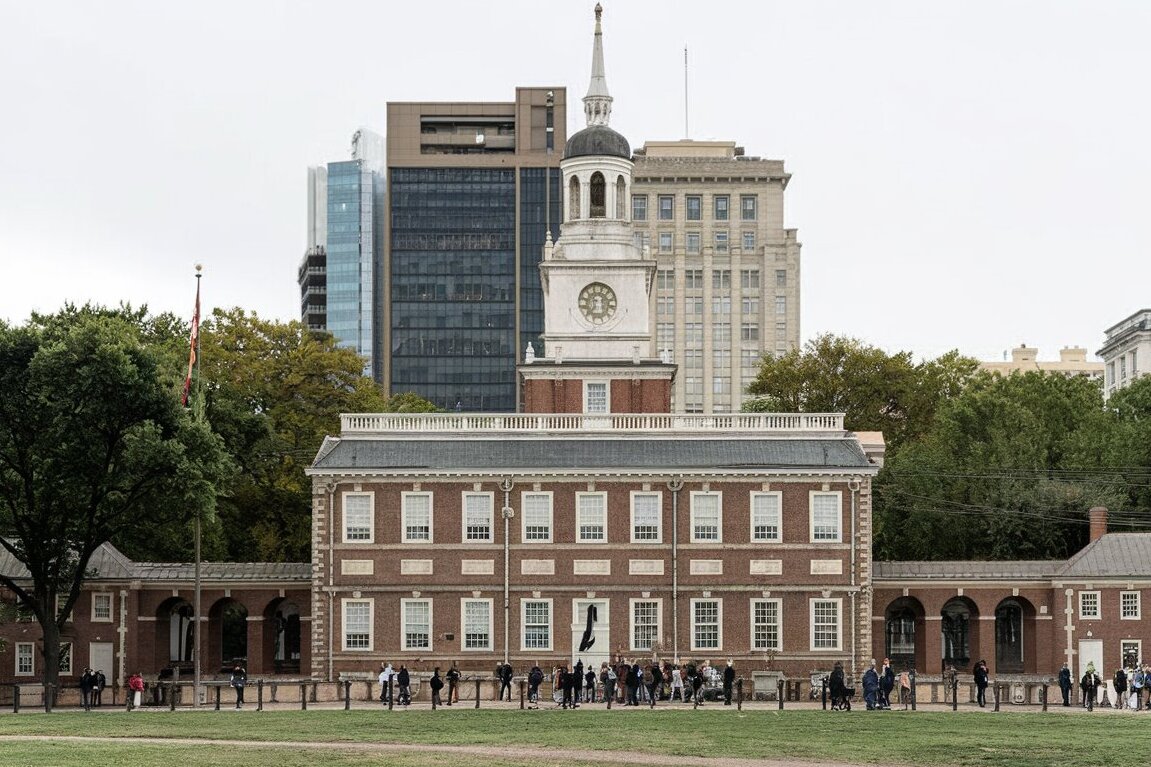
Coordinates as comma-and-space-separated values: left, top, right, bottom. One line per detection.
875, 371, 1120, 560
197, 309, 436, 562
744, 335, 979, 453
0, 312, 231, 689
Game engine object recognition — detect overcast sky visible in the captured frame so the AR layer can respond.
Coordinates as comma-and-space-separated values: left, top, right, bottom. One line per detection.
1, 1, 1147, 362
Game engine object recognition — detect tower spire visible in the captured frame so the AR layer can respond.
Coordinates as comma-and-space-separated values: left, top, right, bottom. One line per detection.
583, 3, 613, 127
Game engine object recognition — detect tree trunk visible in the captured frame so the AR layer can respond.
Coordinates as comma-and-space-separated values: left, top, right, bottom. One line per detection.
40, 615, 61, 708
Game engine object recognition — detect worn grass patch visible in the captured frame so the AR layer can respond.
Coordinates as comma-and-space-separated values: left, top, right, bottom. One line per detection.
1, 708, 1149, 766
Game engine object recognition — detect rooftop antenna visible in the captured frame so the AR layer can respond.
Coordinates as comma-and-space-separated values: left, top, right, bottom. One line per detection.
684, 46, 690, 139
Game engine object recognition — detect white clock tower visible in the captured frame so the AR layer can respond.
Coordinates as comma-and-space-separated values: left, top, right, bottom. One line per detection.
521, 4, 675, 414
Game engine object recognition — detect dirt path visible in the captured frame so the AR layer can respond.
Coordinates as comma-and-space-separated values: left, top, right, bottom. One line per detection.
0, 735, 877, 767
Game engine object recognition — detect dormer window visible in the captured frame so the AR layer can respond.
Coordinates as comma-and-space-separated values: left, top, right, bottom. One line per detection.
590, 172, 606, 218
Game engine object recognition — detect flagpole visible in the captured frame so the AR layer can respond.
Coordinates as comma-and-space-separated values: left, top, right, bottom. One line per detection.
192, 264, 203, 708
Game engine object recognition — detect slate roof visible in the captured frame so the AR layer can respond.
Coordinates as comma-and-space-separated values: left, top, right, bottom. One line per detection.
0, 541, 309, 583
874, 560, 1059, 581
309, 437, 872, 473
1058, 533, 1151, 578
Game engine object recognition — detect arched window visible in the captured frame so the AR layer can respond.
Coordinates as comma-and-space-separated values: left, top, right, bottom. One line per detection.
569, 176, 581, 221
616, 175, 626, 219
941, 599, 971, 670
886, 608, 916, 660
220, 601, 248, 665
590, 172, 606, 218
995, 599, 1024, 673
169, 603, 194, 663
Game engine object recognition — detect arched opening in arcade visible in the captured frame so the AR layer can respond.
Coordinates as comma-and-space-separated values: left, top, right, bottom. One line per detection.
883, 596, 925, 672
940, 597, 980, 673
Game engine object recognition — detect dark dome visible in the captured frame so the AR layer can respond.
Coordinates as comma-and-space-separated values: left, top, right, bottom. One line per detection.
564, 125, 631, 160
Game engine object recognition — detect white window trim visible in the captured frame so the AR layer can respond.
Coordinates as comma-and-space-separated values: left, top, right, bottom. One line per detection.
750, 597, 782, 652
810, 597, 843, 652
630, 491, 663, 544
809, 491, 843, 543
15, 642, 34, 676
629, 598, 663, 652
690, 491, 723, 543
461, 598, 493, 652
400, 598, 433, 652
521, 598, 553, 652
1120, 591, 1141, 620
341, 598, 374, 652
401, 491, 434, 543
342, 491, 375, 544
91, 592, 113, 623
521, 491, 554, 544
462, 491, 495, 543
690, 597, 722, 652
750, 491, 782, 543
584, 380, 611, 414
1079, 590, 1101, 620
575, 491, 608, 543
1121, 639, 1142, 666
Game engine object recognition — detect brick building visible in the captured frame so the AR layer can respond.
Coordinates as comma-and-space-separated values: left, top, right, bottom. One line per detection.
0, 544, 310, 691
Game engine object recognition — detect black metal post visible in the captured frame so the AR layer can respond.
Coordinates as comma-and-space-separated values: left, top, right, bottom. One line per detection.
822, 676, 828, 710
993, 683, 1000, 712
474, 677, 481, 709
214, 684, 221, 711
300, 683, 307, 710
344, 680, 351, 711
777, 679, 784, 710
910, 670, 917, 711
169, 683, 177, 711
257, 680, 264, 712
1041, 683, 1048, 712
519, 679, 525, 710
12, 683, 20, 713
951, 678, 958, 711
736, 678, 743, 711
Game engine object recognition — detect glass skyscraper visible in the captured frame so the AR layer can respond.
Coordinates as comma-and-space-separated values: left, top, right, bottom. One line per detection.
325, 159, 384, 379
383, 88, 566, 411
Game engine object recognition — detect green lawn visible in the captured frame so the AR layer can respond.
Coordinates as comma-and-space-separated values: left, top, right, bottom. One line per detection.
1, 708, 1149, 767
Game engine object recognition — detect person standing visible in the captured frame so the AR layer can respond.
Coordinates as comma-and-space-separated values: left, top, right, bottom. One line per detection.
378, 663, 394, 706
79, 668, 95, 711
429, 667, 443, 707
973, 660, 989, 707
497, 662, 513, 702
397, 665, 411, 706
93, 669, 106, 707
573, 659, 584, 704
585, 665, 597, 703
1113, 667, 1127, 709
879, 659, 895, 710
446, 664, 461, 705
230, 664, 247, 709
127, 671, 145, 711
862, 660, 880, 710
1058, 663, 1072, 706
599, 662, 615, 704
722, 660, 735, 705
528, 664, 544, 706
1081, 663, 1099, 710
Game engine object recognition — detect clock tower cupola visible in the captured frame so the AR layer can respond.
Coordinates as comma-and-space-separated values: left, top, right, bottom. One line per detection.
521, 4, 675, 414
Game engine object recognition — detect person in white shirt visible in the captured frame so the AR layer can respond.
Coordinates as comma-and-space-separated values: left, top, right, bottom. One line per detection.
378, 662, 394, 706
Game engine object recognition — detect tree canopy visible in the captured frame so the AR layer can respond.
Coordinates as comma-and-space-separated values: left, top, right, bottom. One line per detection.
744, 334, 979, 452
874, 371, 1123, 560
0, 310, 232, 688
195, 308, 435, 562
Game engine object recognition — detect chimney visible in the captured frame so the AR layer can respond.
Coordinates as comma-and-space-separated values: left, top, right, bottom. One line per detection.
1088, 506, 1108, 543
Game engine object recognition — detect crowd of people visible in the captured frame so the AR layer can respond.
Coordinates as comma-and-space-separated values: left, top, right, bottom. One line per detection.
520, 658, 737, 709
1061, 661, 1151, 711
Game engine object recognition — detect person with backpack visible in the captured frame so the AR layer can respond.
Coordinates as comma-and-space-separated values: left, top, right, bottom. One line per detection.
600, 662, 616, 703
497, 662, 513, 702
446, 665, 461, 705
528, 665, 544, 706
1114, 667, 1128, 709
1131, 665, 1145, 709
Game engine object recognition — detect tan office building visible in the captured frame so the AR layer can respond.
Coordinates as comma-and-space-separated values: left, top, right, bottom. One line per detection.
631, 140, 801, 412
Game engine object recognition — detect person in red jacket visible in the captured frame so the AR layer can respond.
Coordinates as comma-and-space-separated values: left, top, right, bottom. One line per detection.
127, 671, 145, 711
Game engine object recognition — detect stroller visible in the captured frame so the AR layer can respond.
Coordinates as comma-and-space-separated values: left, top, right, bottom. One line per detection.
829, 676, 854, 711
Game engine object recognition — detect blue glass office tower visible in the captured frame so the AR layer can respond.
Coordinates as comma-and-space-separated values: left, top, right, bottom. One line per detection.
384, 88, 566, 411
326, 159, 384, 379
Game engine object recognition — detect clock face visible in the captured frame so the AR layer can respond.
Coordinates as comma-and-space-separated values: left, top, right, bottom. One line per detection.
578, 282, 617, 325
